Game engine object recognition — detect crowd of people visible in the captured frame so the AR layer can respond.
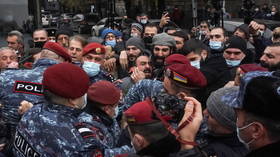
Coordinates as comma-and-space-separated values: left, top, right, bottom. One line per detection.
0, 10, 280, 157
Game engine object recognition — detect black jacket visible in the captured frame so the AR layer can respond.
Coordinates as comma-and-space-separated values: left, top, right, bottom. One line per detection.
246, 141, 280, 157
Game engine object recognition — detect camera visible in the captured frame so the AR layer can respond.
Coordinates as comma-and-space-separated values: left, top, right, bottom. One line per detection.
152, 92, 187, 123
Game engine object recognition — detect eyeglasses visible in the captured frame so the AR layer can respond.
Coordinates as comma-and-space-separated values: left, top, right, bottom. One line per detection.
209, 34, 222, 39
154, 47, 170, 52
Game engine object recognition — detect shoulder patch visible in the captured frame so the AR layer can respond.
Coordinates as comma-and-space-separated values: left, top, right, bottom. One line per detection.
75, 123, 95, 139
13, 81, 43, 96
14, 130, 41, 157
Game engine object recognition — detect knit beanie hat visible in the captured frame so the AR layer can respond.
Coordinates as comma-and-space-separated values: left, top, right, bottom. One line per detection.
206, 87, 239, 131
224, 36, 247, 54
131, 23, 143, 33
152, 33, 176, 47
126, 37, 145, 52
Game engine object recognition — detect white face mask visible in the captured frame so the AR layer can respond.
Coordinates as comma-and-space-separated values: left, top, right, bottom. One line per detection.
82, 61, 100, 77
130, 33, 138, 37
190, 60, 201, 69
236, 122, 255, 149
226, 59, 242, 67
113, 105, 119, 118
140, 19, 148, 25
76, 94, 87, 109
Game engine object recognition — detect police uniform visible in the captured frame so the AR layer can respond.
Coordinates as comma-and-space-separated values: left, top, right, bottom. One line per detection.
79, 112, 133, 157
13, 63, 108, 157
90, 69, 116, 84
121, 79, 164, 112
0, 58, 58, 129
13, 103, 106, 157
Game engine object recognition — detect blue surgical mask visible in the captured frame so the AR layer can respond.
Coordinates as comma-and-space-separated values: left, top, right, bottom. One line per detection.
76, 94, 87, 109
226, 59, 242, 67
190, 60, 201, 69
140, 19, 148, 25
130, 33, 138, 37
209, 41, 223, 50
105, 40, 117, 47
82, 61, 100, 77
236, 122, 255, 149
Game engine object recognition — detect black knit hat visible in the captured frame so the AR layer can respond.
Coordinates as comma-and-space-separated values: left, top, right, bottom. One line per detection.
224, 36, 247, 54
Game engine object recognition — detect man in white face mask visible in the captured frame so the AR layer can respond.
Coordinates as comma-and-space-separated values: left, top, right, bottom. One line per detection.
226, 71, 280, 156
223, 36, 247, 80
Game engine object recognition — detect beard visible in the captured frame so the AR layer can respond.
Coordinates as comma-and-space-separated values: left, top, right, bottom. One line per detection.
260, 61, 280, 71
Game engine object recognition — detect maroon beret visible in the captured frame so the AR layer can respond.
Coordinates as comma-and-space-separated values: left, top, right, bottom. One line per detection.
87, 81, 120, 105
165, 54, 207, 88
43, 42, 71, 62
239, 64, 268, 73
124, 100, 158, 124
83, 42, 106, 56
43, 63, 90, 99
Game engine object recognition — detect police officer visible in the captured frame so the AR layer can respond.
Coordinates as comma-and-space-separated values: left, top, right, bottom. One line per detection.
82, 43, 116, 83
80, 80, 132, 156
13, 63, 106, 156
0, 42, 71, 155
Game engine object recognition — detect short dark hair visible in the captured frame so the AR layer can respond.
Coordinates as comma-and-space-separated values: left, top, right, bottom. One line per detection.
128, 121, 169, 143
268, 41, 280, 47
170, 30, 189, 41
144, 22, 159, 33
182, 39, 209, 55
211, 27, 227, 37
200, 20, 210, 28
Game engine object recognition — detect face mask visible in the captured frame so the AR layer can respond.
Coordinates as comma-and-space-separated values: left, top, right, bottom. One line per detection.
130, 33, 138, 38
190, 60, 201, 69
258, 30, 264, 37
82, 61, 100, 77
140, 19, 148, 25
34, 41, 47, 49
255, 8, 259, 12
105, 40, 117, 47
271, 11, 276, 15
113, 105, 119, 118
209, 41, 223, 50
226, 59, 242, 67
49, 40, 56, 42
236, 122, 255, 149
199, 31, 207, 35
75, 94, 87, 109
143, 36, 153, 44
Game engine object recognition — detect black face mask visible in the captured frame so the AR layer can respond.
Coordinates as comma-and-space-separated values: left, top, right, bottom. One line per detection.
34, 41, 47, 49
143, 36, 153, 44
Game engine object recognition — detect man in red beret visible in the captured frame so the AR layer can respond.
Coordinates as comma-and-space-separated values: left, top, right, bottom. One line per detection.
82, 42, 116, 83
13, 63, 107, 156
0, 42, 71, 155
121, 54, 207, 113
80, 80, 133, 156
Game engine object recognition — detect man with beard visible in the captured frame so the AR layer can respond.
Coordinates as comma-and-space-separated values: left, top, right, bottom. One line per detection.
260, 42, 280, 71
170, 30, 188, 54
120, 55, 152, 96
118, 37, 147, 79
151, 33, 176, 80
121, 54, 206, 112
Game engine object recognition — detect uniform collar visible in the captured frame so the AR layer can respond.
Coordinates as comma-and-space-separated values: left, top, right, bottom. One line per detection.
45, 102, 83, 117
33, 58, 59, 68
